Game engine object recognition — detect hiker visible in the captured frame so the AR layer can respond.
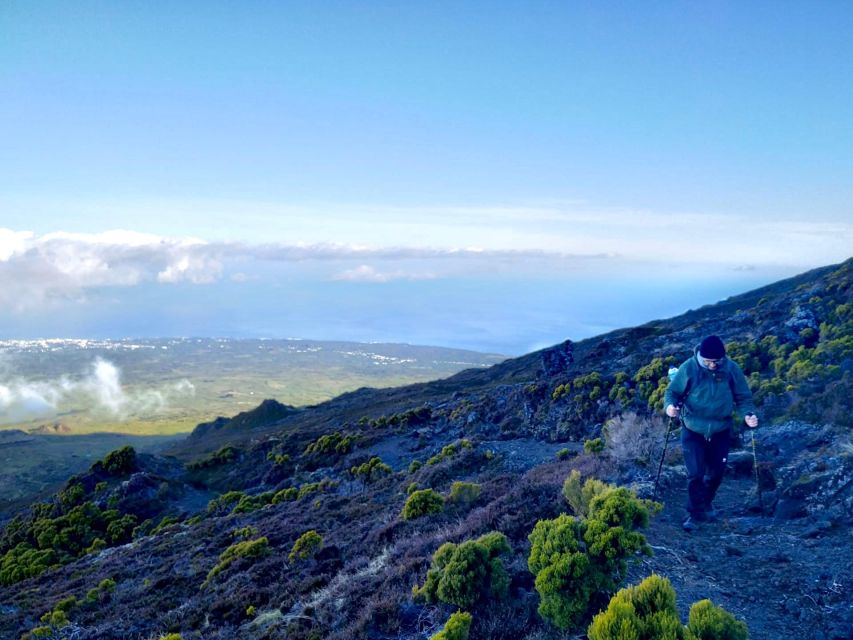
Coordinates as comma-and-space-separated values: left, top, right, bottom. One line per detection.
664, 335, 758, 531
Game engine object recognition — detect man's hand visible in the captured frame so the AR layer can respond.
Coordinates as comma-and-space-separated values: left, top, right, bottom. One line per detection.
666, 404, 680, 418
745, 413, 759, 429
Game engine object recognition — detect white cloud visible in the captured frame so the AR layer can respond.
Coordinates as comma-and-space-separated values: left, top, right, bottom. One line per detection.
331, 265, 438, 283
0, 357, 195, 424
0, 228, 612, 310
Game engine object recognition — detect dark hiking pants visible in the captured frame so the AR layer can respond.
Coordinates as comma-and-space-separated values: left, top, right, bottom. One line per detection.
681, 426, 731, 517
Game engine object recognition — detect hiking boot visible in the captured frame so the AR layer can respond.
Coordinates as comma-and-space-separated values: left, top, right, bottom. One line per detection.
682, 516, 700, 532
704, 508, 719, 522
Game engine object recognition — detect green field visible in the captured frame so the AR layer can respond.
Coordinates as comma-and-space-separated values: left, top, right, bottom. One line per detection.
0, 338, 504, 514
1, 337, 504, 435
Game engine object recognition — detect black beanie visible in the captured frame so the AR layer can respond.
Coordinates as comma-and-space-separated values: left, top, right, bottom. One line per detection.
699, 335, 726, 359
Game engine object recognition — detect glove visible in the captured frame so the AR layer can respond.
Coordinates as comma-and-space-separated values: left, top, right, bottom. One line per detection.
744, 413, 758, 429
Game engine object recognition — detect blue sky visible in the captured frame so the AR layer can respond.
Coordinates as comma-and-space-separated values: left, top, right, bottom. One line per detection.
1, 2, 851, 354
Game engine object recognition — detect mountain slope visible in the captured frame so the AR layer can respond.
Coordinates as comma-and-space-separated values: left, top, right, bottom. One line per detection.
1, 258, 850, 640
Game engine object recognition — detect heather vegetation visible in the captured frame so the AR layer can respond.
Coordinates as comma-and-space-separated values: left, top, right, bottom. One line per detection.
1, 259, 850, 639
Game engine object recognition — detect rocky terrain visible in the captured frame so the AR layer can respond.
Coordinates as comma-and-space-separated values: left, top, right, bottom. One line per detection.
0, 259, 850, 640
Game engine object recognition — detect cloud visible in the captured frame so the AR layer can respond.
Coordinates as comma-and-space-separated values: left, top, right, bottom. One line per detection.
0, 228, 612, 310
331, 265, 438, 283
0, 357, 195, 425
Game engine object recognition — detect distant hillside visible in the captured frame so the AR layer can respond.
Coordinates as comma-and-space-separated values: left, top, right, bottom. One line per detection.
0, 337, 506, 435
1, 258, 850, 640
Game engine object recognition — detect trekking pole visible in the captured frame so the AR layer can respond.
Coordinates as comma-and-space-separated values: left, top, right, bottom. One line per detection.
653, 406, 679, 502
748, 413, 764, 516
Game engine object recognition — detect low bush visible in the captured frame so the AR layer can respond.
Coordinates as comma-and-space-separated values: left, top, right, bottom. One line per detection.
583, 438, 605, 455
430, 611, 473, 640
207, 491, 245, 515
232, 491, 276, 514
447, 481, 481, 504
427, 440, 474, 465
401, 489, 444, 520
99, 446, 137, 476
687, 598, 749, 640
203, 537, 270, 588
414, 531, 511, 609
351, 457, 392, 487
289, 530, 323, 563
186, 446, 238, 471
528, 482, 653, 631
562, 470, 609, 518
272, 487, 299, 504
587, 574, 748, 640
304, 432, 357, 456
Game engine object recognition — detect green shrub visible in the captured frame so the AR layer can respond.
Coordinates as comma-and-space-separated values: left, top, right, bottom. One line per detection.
100, 446, 137, 476
0, 485, 152, 586
246, 605, 256, 617
39, 608, 69, 627
687, 598, 749, 640
231, 491, 276, 514
266, 451, 291, 465
584, 438, 605, 454
158, 634, 183, 640
0, 542, 55, 586
207, 491, 245, 515
448, 481, 481, 504
304, 432, 357, 455
272, 487, 299, 504
406, 482, 419, 495
555, 448, 572, 460
414, 531, 511, 608
150, 515, 180, 535
85, 538, 106, 554
54, 596, 77, 613
401, 489, 444, 520
231, 526, 258, 539
187, 445, 239, 470
289, 530, 323, 563
297, 480, 336, 499
409, 460, 423, 473
351, 457, 392, 487
427, 440, 473, 465
203, 537, 270, 587
86, 577, 116, 603
587, 575, 748, 640
588, 574, 685, 639
528, 484, 653, 631
430, 611, 473, 640
562, 470, 609, 518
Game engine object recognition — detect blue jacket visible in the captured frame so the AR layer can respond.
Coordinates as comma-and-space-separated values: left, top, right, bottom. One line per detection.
664, 348, 756, 438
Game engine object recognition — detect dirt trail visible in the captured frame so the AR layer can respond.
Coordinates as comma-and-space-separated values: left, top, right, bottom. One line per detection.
632, 472, 852, 640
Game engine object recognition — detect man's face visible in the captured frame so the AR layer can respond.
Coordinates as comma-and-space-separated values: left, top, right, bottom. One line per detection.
703, 357, 723, 370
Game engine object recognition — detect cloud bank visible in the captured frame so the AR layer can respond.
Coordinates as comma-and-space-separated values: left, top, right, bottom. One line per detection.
0, 357, 195, 424
0, 228, 611, 310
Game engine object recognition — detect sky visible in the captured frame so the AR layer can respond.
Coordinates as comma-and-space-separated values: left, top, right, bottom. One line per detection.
1, 2, 851, 354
